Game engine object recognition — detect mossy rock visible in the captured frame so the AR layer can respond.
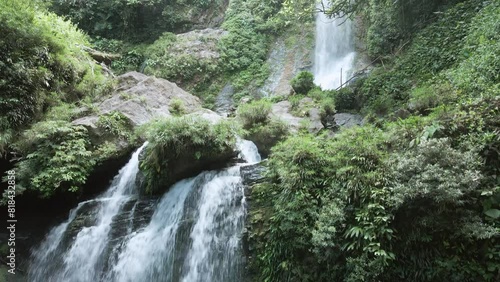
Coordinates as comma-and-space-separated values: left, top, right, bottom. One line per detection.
139, 116, 239, 194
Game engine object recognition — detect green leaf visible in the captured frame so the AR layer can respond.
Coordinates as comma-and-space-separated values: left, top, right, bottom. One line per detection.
484, 209, 500, 219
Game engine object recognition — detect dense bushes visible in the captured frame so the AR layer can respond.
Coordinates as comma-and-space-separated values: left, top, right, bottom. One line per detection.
249, 119, 499, 281
247, 1, 500, 280
49, 0, 220, 42
358, 0, 497, 115
8, 122, 95, 198
0, 0, 110, 153
144, 31, 221, 87
139, 117, 239, 193
237, 100, 273, 129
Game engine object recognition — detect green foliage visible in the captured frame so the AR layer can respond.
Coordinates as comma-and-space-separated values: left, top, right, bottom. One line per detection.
96, 111, 133, 139
237, 100, 273, 129
140, 116, 239, 193
236, 99, 289, 156
49, 0, 219, 42
219, 16, 268, 73
245, 118, 289, 157
249, 127, 395, 281
11, 121, 95, 198
169, 98, 187, 116
0, 0, 109, 153
144, 31, 221, 90
359, 0, 496, 116
333, 87, 357, 112
250, 116, 499, 281
92, 37, 147, 74
290, 71, 314, 95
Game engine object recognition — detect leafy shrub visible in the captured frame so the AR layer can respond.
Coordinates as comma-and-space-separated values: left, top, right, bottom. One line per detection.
144, 32, 221, 88
333, 87, 357, 111
237, 100, 273, 129
96, 111, 133, 139
10, 121, 95, 198
169, 98, 187, 116
140, 117, 239, 193
244, 118, 289, 157
219, 10, 268, 73
291, 71, 315, 95
0, 0, 109, 150
249, 127, 393, 281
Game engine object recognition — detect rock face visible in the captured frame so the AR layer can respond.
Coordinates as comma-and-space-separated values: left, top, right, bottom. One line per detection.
259, 23, 315, 97
173, 28, 227, 60
73, 72, 202, 130
240, 163, 267, 188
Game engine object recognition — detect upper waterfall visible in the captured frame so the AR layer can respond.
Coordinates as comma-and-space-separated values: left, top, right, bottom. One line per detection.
313, 7, 356, 90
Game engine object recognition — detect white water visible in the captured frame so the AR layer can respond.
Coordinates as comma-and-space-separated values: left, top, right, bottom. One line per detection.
29, 142, 148, 282
313, 7, 356, 90
30, 140, 261, 282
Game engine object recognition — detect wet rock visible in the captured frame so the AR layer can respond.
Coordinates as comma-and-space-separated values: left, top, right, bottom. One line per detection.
259, 24, 314, 97
240, 163, 267, 189
215, 83, 235, 117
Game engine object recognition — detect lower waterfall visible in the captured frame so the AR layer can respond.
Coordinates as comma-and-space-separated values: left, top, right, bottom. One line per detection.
29, 140, 261, 282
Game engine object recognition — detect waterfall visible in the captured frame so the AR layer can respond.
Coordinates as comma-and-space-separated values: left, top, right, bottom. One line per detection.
313, 6, 356, 90
29, 140, 261, 282
29, 142, 148, 282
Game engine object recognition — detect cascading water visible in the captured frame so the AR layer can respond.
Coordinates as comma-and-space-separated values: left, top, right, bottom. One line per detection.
313, 5, 356, 90
29, 140, 261, 282
29, 142, 148, 282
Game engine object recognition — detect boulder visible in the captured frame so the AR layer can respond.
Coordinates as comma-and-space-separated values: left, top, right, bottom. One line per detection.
72, 71, 204, 145
270, 101, 302, 132
73, 72, 202, 129
324, 113, 364, 131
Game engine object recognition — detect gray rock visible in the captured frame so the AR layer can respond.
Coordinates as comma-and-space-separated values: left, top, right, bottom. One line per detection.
73, 71, 202, 129
185, 108, 223, 124
324, 113, 364, 130
270, 101, 303, 132
307, 108, 324, 134
172, 28, 228, 60
215, 83, 235, 117
240, 163, 267, 188
334, 113, 364, 128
